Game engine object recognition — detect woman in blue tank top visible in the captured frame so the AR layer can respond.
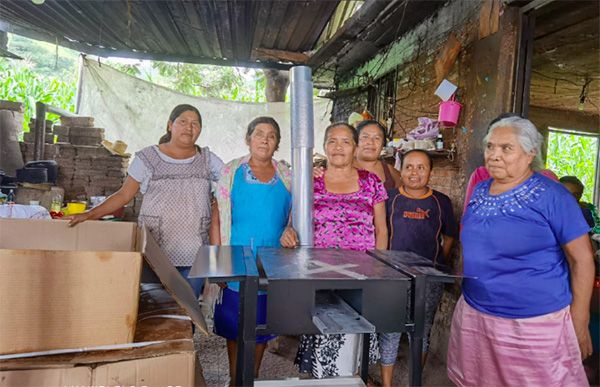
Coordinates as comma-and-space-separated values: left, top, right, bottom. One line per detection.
212, 117, 292, 382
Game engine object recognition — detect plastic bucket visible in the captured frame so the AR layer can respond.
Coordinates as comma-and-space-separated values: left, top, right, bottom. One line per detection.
438, 100, 462, 127
64, 201, 87, 216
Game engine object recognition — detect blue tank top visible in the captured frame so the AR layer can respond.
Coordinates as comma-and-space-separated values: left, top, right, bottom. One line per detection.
229, 163, 291, 292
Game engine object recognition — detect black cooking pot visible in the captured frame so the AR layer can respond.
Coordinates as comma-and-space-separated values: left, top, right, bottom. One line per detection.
1, 175, 17, 186
16, 167, 48, 184
25, 160, 58, 184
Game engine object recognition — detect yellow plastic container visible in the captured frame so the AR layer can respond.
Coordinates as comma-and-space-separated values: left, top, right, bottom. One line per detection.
63, 202, 87, 216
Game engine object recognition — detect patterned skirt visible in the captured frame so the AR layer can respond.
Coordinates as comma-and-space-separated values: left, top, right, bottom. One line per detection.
295, 333, 380, 379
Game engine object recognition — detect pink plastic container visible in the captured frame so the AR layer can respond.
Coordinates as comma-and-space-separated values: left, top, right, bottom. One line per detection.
438, 100, 462, 127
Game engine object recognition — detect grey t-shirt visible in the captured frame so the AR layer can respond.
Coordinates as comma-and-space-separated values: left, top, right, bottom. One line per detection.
128, 145, 224, 193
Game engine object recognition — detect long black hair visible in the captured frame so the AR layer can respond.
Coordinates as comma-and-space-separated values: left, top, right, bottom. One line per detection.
159, 104, 203, 144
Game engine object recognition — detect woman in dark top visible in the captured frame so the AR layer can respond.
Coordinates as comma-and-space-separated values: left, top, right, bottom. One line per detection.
379, 149, 457, 386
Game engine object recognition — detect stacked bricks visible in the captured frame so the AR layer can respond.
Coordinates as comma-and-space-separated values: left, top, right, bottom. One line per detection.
24, 116, 105, 146
20, 141, 129, 202
56, 116, 105, 146
23, 118, 54, 143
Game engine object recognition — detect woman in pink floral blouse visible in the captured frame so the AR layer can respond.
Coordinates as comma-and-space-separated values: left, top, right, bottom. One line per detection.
281, 122, 388, 378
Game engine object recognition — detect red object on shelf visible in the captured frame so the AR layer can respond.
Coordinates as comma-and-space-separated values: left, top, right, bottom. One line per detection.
50, 211, 64, 219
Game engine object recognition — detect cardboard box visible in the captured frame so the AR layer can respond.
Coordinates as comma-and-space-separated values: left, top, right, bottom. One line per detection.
0, 353, 195, 386
0, 285, 199, 387
0, 219, 141, 355
0, 219, 207, 356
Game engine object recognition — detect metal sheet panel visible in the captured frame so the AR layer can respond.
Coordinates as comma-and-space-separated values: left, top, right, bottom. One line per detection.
188, 245, 251, 281
259, 247, 409, 280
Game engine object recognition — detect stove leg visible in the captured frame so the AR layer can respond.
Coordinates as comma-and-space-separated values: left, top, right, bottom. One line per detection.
360, 332, 370, 383
408, 277, 426, 386
236, 276, 258, 386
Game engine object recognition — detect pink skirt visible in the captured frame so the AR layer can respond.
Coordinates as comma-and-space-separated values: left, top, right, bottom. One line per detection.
447, 296, 588, 387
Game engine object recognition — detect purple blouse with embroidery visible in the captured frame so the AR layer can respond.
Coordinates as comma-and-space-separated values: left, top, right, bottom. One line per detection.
314, 169, 387, 251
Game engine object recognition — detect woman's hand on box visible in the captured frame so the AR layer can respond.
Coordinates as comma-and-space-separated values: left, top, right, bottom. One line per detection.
66, 211, 92, 227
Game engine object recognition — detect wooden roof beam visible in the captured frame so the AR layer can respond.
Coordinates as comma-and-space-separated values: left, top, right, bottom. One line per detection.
254, 47, 309, 64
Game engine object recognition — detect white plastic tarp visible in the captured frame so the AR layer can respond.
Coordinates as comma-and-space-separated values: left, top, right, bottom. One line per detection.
77, 58, 331, 163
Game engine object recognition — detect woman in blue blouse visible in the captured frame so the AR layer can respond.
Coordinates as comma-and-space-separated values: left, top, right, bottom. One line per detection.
212, 116, 292, 382
448, 116, 595, 386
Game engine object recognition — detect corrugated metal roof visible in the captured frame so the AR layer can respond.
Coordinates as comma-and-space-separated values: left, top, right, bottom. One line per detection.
0, 0, 340, 69
311, 0, 445, 78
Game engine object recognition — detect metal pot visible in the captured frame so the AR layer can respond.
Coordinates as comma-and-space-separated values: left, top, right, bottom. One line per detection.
16, 167, 48, 184
25, 160, 58, 184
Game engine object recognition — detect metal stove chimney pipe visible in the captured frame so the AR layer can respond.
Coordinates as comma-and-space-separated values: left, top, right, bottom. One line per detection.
290, 66, 314, 246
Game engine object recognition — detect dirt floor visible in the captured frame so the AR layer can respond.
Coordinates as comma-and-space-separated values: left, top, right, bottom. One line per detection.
194, 332, 453, 386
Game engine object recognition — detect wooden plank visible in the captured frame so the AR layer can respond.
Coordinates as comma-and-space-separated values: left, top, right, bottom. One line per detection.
175, 0, 214, 58
273, 1, 306, 50
2, 2, 80, 46
435, 33, 461, 85
294, 1, 340, 51
479, 0, 500, 39
254, 47, 309, 63
302, 0, 346, 49
166, 1, 205, 57
74, 0, 152, 52
250, 0, 273, 61
231, 0, 254, 60
211, 0, 235, 60
529, 106, 599, 134
534, 16, 599, 57
534, 1, 599, 39
63, 0, 139, 51
125, 1, 174, 54
191, 0, 221, 58
144, 1, 191, 55
34, 1, 110, 50
260, 1, 289, 49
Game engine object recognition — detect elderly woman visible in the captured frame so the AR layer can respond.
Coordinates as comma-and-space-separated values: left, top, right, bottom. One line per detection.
463, 113, 559, 208
211, 116, 292, 381
448, 116, 595, 386
354, 120, 401, 189
281, 122, 388, 378
69, 104, 223, 297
